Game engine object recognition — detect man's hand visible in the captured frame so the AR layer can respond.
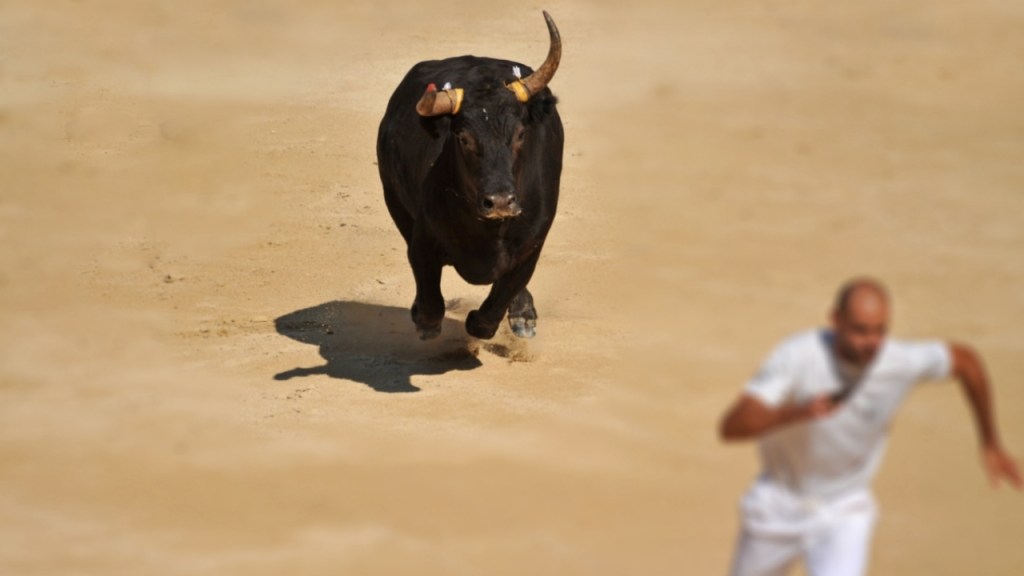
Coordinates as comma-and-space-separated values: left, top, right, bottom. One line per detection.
982, 445, 1023, 490
720, 393, 839, 441
805, 394, 838, 419
950, 343, 1021, 491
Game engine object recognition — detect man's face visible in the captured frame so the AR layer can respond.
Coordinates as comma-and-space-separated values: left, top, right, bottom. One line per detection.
831, 293, 889, 367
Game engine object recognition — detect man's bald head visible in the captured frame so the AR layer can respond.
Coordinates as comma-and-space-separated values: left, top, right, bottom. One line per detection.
831, 277, 891, 366
834, 277, 890, 319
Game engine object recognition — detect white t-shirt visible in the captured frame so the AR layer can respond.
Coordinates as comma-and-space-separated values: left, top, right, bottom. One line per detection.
744, 329, 951, 503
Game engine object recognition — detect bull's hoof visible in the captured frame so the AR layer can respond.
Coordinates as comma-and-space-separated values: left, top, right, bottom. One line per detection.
465, 310, 498, 340
508, 316, 536, 339
417, 325, 442, 340
411, 302, 443, 340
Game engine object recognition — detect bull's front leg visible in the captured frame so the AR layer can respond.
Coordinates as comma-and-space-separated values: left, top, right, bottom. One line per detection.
408, 237, 445, 340
466, 250, 541, 340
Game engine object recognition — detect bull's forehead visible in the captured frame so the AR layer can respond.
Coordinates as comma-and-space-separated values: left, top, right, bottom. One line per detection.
456, 96, 523, 133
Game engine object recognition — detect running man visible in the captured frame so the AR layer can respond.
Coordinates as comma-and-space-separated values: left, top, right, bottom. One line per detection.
720, 277, 1021, 576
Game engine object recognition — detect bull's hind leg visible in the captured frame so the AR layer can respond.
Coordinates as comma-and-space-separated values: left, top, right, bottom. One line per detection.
507, 288, 537, 339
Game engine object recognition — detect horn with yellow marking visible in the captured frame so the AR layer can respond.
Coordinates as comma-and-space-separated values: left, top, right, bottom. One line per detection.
416, 85, 464, 117
506, 11, 562, 103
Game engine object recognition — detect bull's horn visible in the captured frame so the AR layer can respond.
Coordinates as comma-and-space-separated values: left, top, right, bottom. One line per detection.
416, 87, 464, 117
507, 11, 562, 103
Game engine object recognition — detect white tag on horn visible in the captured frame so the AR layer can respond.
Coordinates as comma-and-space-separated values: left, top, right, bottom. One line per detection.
512, 66, 522, 79
442, 82, 452, 90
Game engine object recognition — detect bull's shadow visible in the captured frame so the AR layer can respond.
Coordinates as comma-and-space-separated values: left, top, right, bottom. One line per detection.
273, 301, 481, 393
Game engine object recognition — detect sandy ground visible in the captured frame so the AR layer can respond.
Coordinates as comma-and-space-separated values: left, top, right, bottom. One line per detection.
2, 1, 1023, 574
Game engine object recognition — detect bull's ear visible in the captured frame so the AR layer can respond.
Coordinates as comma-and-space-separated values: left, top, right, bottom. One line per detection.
416, 86, 464, 117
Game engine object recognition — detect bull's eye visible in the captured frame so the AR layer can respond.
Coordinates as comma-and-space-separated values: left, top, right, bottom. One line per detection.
456, 131, 477, 153
511, 127, 526, 155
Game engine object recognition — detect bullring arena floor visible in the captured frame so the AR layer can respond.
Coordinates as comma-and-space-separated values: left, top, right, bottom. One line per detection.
2, 1, 1022, 574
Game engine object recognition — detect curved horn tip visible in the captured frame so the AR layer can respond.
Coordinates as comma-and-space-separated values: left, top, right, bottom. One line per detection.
542, 11, 560, 41
514, 10, 561, 99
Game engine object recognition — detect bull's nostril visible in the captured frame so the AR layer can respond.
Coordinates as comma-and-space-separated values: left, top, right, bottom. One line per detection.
481, 197, 495, 210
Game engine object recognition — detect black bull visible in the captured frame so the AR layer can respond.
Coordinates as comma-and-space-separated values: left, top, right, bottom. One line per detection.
376, 12, 564, 340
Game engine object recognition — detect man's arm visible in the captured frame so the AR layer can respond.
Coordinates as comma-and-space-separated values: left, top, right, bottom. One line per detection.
719, 393, 835, 442
950, 342, 1022, 490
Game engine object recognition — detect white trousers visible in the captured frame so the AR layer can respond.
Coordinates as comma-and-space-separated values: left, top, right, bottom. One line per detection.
729, 486, 877, 576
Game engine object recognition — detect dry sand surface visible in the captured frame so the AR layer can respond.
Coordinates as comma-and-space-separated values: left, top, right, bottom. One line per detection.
2, 1, 1023, 574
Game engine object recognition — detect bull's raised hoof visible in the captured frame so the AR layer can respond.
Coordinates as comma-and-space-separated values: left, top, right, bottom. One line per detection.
466, 310, 500, 340
507, 289, 537, 339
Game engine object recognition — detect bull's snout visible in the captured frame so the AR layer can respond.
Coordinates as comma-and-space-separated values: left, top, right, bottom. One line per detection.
479, 192, 522, 219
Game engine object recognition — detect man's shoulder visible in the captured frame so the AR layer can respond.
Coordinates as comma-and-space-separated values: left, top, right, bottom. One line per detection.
759, 329, 831, 371
774, 328, 829, 356
747, 329, 834, 407
877, 336, 952, 381
883, 336, 949, 358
